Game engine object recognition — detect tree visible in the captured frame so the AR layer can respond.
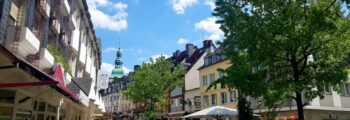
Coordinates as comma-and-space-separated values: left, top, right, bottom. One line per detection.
213, 0, 350, 120
124, 56, 185, 119
237, 96, 254, 120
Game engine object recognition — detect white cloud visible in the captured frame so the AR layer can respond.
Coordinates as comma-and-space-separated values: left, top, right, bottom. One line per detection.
195, 17, 224, 41
100, 62, 114, 75
204, 0, 216, 10
122, 66, 132, 74
151, 54, 170, 60
138, 57, 146, 61
103, 47, 118, 53
138, 49, 143, 54
172, 0, 198, 14
87, 0, 128, 31
100, 62, 131, 75
177, 38, 188, 45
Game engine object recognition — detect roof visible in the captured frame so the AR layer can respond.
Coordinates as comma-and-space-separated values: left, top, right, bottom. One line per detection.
169, 42, 216, 71
198, 46, 228, 70
68, 77, 93, 96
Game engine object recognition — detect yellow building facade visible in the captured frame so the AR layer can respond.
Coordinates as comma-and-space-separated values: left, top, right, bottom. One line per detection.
199, 59, 238, 110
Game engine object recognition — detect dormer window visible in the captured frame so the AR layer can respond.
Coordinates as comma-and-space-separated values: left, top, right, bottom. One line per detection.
204, 57, 209, 66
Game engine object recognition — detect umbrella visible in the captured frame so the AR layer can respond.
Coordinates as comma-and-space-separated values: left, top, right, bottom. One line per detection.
183, 106, 238, 118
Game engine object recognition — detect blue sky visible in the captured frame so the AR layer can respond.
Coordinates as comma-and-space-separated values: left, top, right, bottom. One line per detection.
87, 0, 223, 75
87, 0, 350, 75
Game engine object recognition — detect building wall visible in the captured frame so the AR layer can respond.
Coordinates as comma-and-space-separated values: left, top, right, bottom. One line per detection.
0, 0, 104, 119
185, 52, 207, 90
198, 60, 238, 109
184, 52, 206, 112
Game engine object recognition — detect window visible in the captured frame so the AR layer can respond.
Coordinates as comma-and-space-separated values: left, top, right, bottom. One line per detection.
209, 74, 215, 84
230, 90, 237, 102
0, 90, 15, 104
211, 94, 217, 105
221, 92, 227, 104
38, 102, 46, 112
203, 95, 209, 107
208, 57, 212, 64
346, 83, 350, 96
202, 75, 208, 86
204, 57, 209, 65
324, 84, 332, 94
219, 71, 225, 78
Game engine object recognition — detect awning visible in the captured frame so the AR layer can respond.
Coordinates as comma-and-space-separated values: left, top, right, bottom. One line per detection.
0, 44, 79, 102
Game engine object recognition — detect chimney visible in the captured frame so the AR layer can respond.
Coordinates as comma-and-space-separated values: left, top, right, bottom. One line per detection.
134, 65, 140, 71
173, 50, 181, 57
186, 43, 196, 57
203, 40, 212, 48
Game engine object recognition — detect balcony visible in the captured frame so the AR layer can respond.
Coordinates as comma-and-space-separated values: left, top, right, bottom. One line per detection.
70, 29, 80, 54
6, 26, 40, 59
59, 33, 68, 46
64, 71, 72, 85
37, 0, 50, 18
85, 56, 92, 74
59, 0, 70, 16
79, 44, 86, 65
39, 48, 54, 70
50, 18, 60, 34
66, 15, 76, 31
171, 106, 183, 112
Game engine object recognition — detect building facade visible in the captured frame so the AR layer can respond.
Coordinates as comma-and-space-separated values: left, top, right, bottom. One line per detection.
184, 40, 216, 114
100, 47, 140, 119
167, 40, 215, 119
0, 0, 105, 119
250, 82, 350, 119
197, 47, 237, 120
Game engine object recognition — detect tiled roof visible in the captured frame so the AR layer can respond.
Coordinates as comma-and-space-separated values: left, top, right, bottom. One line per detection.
67, 78, 93, 95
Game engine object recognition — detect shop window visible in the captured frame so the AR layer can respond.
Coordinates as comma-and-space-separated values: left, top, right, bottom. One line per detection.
33, 101, 38, 111
47, 104, 57, 113
0, 89, 15, 104
0, 106, 12, 120
37, 114, 45, 120
38, 102, 46, 112
16, 109, 32, 120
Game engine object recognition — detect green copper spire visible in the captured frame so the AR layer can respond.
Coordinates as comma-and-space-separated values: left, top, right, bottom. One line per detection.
111, 47, 124, 78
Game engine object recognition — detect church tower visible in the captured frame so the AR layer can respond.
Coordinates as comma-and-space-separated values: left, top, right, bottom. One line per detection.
111, 48, 124, 78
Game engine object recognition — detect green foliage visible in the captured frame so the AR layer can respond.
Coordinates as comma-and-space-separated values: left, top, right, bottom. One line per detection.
47, 43, 72, 75
144, 109, 158, 120
213, 0, 350, 119
124, 56, 186, 118
238, 97, 254, 120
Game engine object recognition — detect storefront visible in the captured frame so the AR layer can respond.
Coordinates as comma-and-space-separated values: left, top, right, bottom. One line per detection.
0, 45, 83, 120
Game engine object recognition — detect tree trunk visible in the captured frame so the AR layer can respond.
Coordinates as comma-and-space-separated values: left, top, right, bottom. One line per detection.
295, 92, 304, 120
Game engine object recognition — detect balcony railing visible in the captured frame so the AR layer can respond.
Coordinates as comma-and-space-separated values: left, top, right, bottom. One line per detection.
171, 106, 183, 112
79, 44, 86, 65
50, 17, 60, 34
37, 0, 50, 18
70, 29, 80, 55
59, 33, 68, 46
66, 15, 76, 31
59, 0, 70, 16
6, 26, 40, 59
39, 48, 54, 70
